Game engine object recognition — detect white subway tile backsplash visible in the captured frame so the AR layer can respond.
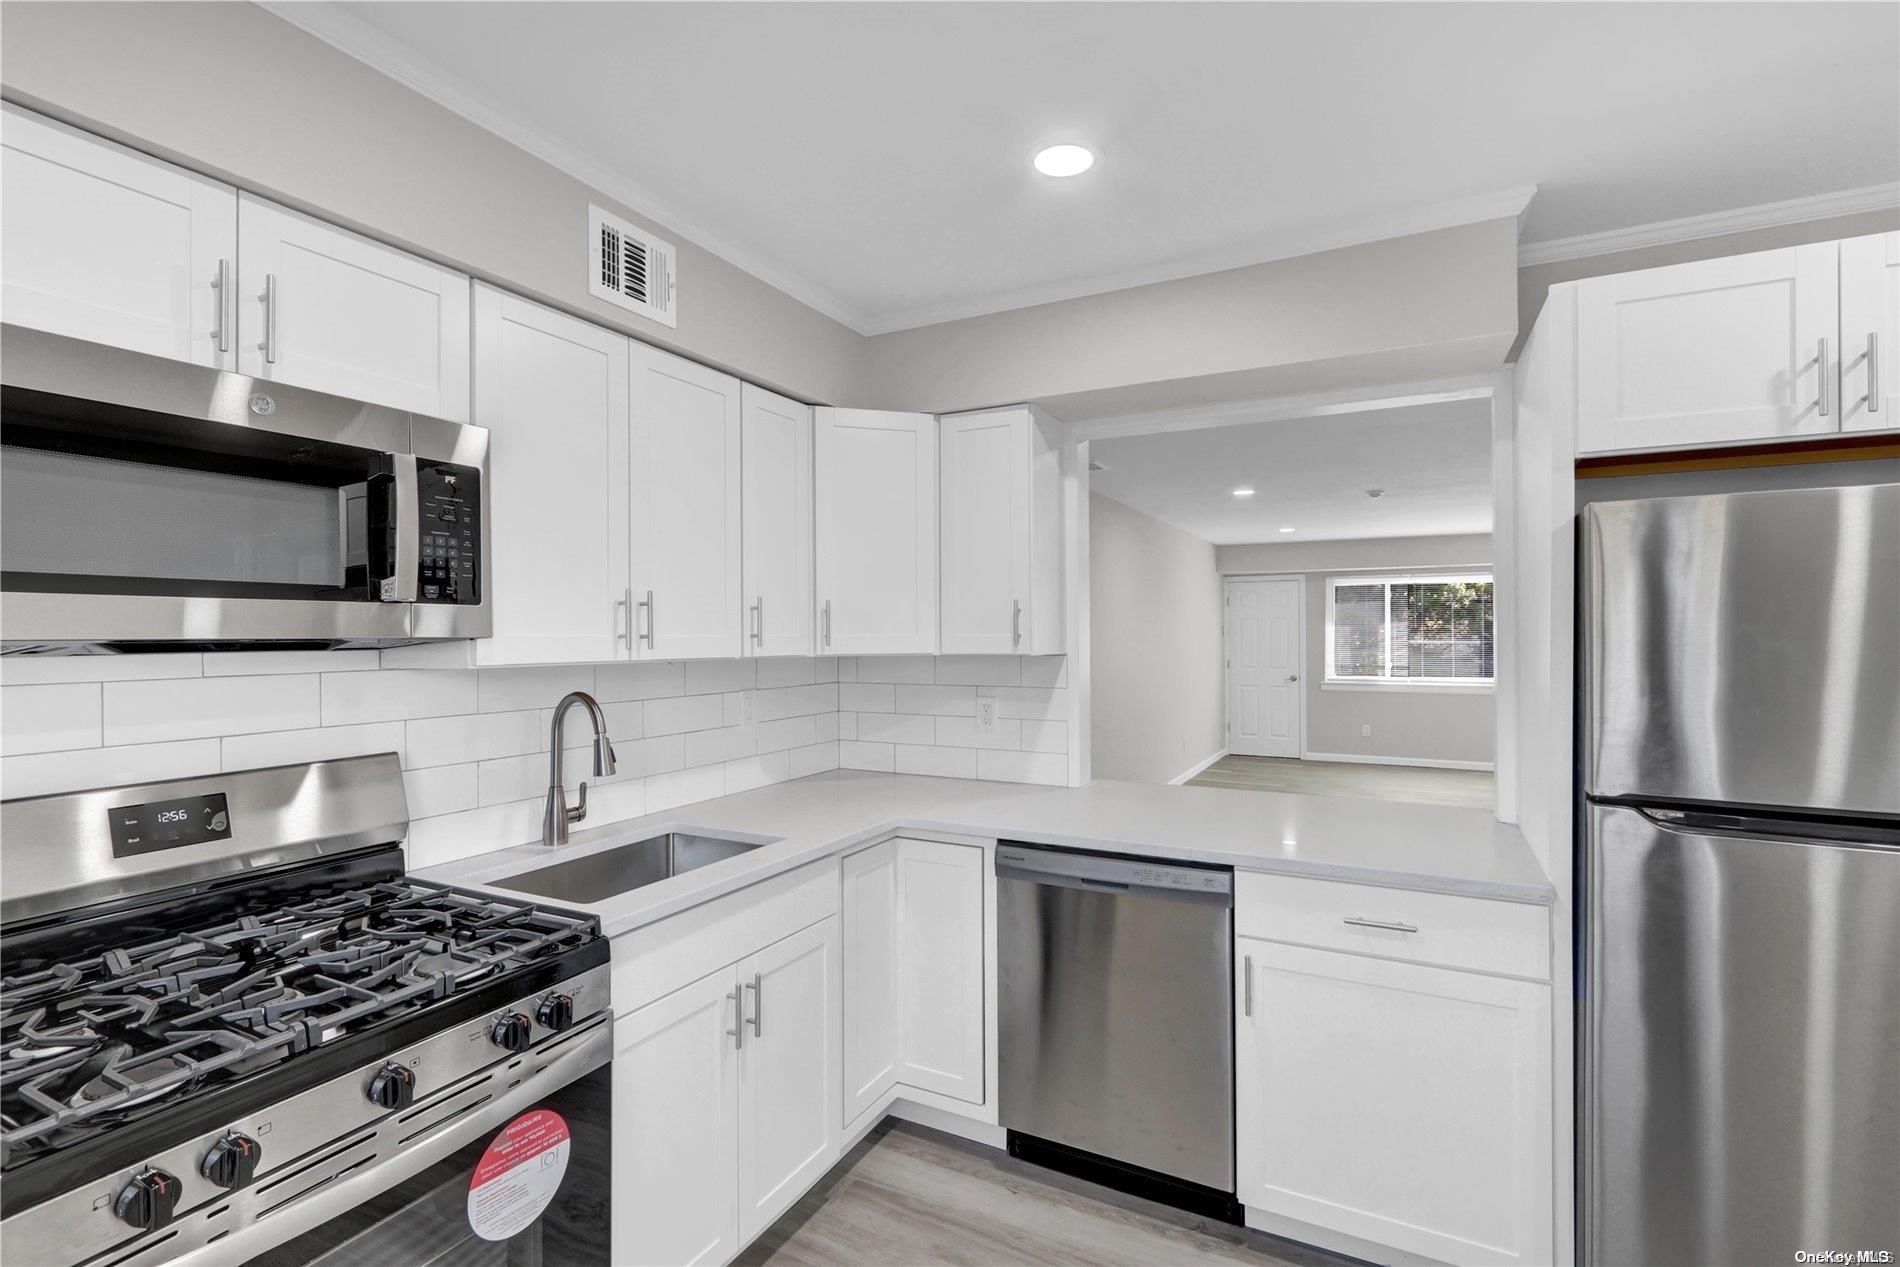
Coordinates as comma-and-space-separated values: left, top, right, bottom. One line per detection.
205, 650, 378, 676
893, 685, 977, 717
785, 683, 837, 716
813, 658, 839, 684
606, 734, 688, 780
644, 692, 725, 737
223, 722, 405, 772
813, 713, 839, 742
402, 763, 478, 818
935, 716, 1022, 750
599, 701, 644, 741
404, 801, 539, 869
1, 738, 222, 800
979, 749, 1068, 785
3, 683, 102, 754
853, 656, 936, 684
752, 688, 789, 722
107, 676, 316, 746
786, 740, 839, 779
837, 713, 858, 740
646, 764, 726, 813
594, 661, 684, 701
755, 658, 815, 689
477, 665, 594, 713
2, 654, 202, 685
1020, 656, 1070, 688
684, 724, 756, 767
1020, 720, 1069, 753
322, 669, 474, 726
686, 659, 757, 695
406, 710, 542, 769
724, 749, 791, 795
835, 658, 858, 683
895, 744, 978, 778
856, 713, 935, 744
838, 683, 892, 713
722, 693, 745, 727
838, 740, 894, 772
756, 714, 818, 754
933, 656, 1022, 687
982, 686, 1065, 721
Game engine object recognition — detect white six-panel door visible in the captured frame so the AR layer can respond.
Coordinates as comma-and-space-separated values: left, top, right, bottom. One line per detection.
814, 409, 938, 655
1, 104, 236, 369
740, 384, 815, 657
736, 917, 841, 1243
236, 194, 470, 421
613, 968, 741, 1267
628, 342, 743, 660
1226, 577, 1303, 758
471, 285, 629, 665
1841, 231, 1900, 432
939, 409, 1030, 654
1575, 243, 1839, 454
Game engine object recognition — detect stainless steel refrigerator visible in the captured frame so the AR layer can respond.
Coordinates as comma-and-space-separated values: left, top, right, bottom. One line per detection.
1580, 483, 1900, 1267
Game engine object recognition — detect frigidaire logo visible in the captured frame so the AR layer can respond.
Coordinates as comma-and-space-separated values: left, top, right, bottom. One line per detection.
248, 393, 277, 416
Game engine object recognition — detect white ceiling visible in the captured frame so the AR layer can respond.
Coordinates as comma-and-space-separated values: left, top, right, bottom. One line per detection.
1090, 400, 1493, 545
289, 2, 1900, 334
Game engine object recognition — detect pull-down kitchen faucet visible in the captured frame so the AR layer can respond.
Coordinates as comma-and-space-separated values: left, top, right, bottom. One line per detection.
543, 691, 617, 846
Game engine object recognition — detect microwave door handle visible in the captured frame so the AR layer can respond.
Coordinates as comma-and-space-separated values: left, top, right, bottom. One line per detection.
386, 454, 420, 603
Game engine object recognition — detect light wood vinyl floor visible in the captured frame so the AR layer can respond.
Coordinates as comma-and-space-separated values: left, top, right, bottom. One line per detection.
736, 1122, 1349, 1267
1187, 755, 1493, 809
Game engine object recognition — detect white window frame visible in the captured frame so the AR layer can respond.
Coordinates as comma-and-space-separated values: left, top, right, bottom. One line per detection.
1324, 570, 1495, 693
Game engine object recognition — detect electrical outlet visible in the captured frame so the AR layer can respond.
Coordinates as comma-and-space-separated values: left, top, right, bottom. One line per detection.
1360, 723, 1372, 737
977, 697, 997, 733
742, 691, 756, 723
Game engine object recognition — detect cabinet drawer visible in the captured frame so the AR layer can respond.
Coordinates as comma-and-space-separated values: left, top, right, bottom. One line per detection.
1236, 872, 1548, 980
612, 860, 838, 1014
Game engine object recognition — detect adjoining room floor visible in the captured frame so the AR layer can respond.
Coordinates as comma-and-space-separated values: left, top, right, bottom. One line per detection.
1188, 755, 1494, 809
738, 1122, 1344, 1267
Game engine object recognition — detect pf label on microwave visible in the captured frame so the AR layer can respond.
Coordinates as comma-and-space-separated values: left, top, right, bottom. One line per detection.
467, 1109, 571, 1241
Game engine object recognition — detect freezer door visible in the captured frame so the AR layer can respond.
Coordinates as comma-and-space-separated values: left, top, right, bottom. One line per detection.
1583, 802, 1900, 1267
1581, 483, 1900, 814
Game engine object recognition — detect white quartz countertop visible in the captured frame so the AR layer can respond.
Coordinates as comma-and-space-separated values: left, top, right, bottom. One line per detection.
418, 771, 1554, 936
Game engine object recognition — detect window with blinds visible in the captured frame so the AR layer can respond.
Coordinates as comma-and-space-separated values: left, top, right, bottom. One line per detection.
1325, 573, 1494, 685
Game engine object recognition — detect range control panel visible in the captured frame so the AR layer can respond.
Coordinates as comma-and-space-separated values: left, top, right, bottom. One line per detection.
417, 460, 481, 604
109, 792, 232, 857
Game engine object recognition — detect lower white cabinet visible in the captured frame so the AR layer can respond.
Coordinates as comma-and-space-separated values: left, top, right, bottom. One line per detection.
840, 837, 987, 1125
1235, 937, 1551, 1267
614, 916, 841, 1266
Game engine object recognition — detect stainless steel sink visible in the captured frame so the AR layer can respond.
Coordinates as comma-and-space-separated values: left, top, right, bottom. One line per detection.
490, 832, 766, 903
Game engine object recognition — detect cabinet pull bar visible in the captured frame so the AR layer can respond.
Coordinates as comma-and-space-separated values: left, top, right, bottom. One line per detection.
212, 258, 231, 353
726, 987, 744, 1050
1343, 916, 1420, 934
746, 972, 762, 1036
1243, 955, 1254, 1018
1817, 337, 1829, 416
751, 597, 763, 645
262, 273, 279, 365
822, 599, 832, 648
636, 590, 654, 648
1012, 598, 1022, 646
614, 589, 631, 648
1869, 332, 1880, 413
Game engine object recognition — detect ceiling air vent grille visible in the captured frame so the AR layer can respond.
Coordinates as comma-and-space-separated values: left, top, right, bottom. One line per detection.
587, 205, 677, 328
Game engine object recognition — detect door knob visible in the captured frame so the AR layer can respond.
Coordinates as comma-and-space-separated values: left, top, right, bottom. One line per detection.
1287, 674, 1299, 682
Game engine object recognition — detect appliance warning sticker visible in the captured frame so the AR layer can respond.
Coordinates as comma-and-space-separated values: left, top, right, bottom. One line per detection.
467, 1109, 571, 1241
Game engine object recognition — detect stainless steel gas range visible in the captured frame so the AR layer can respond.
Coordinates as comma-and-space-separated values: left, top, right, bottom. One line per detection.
0, 754, 613, 1267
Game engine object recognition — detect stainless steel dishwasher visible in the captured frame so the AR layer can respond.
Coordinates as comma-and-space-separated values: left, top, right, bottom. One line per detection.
996, 842, 1238, 1218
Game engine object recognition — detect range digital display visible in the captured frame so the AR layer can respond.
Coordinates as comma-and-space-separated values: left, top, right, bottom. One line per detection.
109, 792, 233, 857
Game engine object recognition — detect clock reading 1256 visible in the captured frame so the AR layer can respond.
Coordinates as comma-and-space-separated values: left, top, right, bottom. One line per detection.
109, 793, 233, 856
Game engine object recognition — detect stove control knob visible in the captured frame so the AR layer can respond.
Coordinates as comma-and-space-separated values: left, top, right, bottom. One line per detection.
115, 1167, 181, 1232
536, 993, 576, 1033
201, 1131, 261, 1190
492, 1012, 533, 1053
367, 1061, 415, 1110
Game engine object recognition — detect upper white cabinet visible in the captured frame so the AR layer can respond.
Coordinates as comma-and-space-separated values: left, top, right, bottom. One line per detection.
237, 194, 470, 421
814, 408, 938, 656
471, 285, 629, 665
1, 105, 236, 369
1572, 233, 1900, 455
1841, 231, 1899, 430
1576, 244, 1838, 454
740, 384, 815, 657
938, 406, 1066, 656
628, 343, 743, 659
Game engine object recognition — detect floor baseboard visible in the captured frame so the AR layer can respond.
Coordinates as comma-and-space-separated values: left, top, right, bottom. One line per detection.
1299, 750, 1495, 772
1169, 749, 1229, 784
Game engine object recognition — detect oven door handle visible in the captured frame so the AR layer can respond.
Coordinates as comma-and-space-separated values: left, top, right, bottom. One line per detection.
384, 453, 420, 603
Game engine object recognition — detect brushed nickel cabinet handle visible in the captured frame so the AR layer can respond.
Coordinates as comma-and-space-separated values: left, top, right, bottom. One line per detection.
746, 972, 762, 1036
1817, 337, 1829, 416
1344, 916, 1420, 934
1012, 598, 1022, 646
726, 987, 744, 1050
261, 273, 279, 364
1243, 955, 1254, 1018
212, 258, 231, 353
822, 599, 832, 648
1868, 332, 1880, 413
636, 590, 654, 648
750, 597, 763, 645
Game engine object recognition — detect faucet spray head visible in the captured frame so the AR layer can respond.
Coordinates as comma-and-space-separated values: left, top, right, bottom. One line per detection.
594, 734, 618, 778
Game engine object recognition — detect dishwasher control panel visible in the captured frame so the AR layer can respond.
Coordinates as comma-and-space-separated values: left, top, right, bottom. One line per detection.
996, 843, 1233, 897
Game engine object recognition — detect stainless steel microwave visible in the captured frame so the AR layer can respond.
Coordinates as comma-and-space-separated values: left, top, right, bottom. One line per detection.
1, 326, 490, 650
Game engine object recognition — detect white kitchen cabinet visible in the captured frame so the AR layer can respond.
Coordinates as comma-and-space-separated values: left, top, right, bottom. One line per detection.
1841, 231, 1900, 431
840, 837, 987, 1124
471, 285, 629, 665
815, 408, 938, 655
1236, 937, 1551, 1267
628, 342, 743, 660
236, 194, 470, 421
615, 916, 841, 1266
938, 406, 1066, 655
740, 384, 815, 657
1, 104, 236, 369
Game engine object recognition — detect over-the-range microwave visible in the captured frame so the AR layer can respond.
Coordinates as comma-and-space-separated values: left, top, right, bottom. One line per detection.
0, 325, 490, 652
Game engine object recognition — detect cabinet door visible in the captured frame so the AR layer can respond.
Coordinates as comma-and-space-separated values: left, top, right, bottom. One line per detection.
471, 285, 629, 665
1576, 244, 1839, 454
1, 105, 236, 368
614, 967, 742, 1267
840, 842, 900, 1123
736, 917, 842, 1243
740, 384, 814, 657
895, 839, 985, 1103
1841, 231, 1900, 432
237, 193, 471, 421
1236, 939, 1550, 1267
628, 342, 742, 660
814, 409, 938, 655
940, 409, 1031, 655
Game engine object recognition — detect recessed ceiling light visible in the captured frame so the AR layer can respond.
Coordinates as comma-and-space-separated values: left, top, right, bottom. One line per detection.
1231, 486, 1255, 498
1365, 488, 1386, 499
1033, 144, 1095, 178
1278, 526, 1297, 533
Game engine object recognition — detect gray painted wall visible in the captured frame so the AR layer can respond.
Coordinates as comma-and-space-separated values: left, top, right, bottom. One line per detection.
1217, 534, 1495, 766
1090, 493, 1225, 784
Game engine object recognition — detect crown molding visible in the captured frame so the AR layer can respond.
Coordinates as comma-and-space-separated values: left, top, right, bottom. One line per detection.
257, 1, 880, 334
1518, 183, 1900, 267
1072, 372, 1506, 441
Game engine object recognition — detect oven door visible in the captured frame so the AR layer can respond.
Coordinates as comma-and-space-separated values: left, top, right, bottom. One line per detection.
241, 1062, 611, 1267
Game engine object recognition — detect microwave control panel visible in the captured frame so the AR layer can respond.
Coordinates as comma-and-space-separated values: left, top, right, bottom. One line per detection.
417, 460, 481, 604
